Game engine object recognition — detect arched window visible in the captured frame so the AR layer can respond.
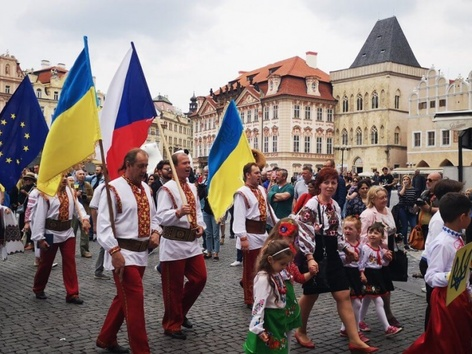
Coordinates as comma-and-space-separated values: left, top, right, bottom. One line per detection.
370, 126, 378, 144
36, 88, 42, 99
342, 96, 349, 112
372, 91, 379, 109
356, 127, 362, 145
341, 129, 348, 145
356, 94, 363, 111
394, 127, 400, 144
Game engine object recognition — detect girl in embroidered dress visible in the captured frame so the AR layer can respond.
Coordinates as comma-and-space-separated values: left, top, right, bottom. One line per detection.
339, 216, 369, 342
243, 239, 295, 354
358, 222, 403, 337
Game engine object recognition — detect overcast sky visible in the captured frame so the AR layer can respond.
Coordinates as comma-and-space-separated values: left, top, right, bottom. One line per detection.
2, 0, 471, 112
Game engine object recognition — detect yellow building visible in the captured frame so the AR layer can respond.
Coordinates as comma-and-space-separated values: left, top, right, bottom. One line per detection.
189, 52, 336, 176
330, 17, 428, 173
0, 52, 24, 111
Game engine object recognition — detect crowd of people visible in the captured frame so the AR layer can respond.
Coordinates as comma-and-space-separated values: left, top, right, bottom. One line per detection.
1, 152, 471, 353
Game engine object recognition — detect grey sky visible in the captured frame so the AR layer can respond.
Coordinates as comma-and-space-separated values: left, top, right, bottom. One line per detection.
2, 0, 471, 112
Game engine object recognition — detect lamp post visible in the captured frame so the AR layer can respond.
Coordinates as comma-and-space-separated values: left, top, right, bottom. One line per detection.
335, 146, 350, 175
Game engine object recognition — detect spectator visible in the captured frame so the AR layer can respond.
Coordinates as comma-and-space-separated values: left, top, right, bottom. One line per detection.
397, 175, 417, 249
268, 168, 294, 219
412, 169, 426, 198
293, 166, 313, 209
378, 167, 395, 207
323, 159, 347, 210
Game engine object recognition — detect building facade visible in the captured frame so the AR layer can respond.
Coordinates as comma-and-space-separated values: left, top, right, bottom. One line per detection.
189, 52, 336, 176
330, 17, 428, 173
0, 53, 24, 111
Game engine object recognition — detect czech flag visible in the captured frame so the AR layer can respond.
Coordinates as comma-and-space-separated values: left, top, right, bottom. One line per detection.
100, 42, 156, 179
207, 100, 255, 220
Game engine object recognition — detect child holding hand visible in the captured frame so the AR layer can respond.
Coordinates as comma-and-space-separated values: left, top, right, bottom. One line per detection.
358, 222, 403, 337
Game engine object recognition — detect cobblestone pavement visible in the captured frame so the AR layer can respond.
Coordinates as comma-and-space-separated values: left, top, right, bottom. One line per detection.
1, 222, 427, 354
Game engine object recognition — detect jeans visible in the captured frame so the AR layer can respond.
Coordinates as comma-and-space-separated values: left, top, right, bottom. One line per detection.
203, 211, 219, 254
95, 247, 105, 275
72, 216, 89, 255
398, 206, 417, 244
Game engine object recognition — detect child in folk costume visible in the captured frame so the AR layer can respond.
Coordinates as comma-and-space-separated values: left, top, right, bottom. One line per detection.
404, 193, 472, 354
339, 216, 369, 343
0, 205, 23, 260
244, 239, 297, 354
358, 222, 403, 337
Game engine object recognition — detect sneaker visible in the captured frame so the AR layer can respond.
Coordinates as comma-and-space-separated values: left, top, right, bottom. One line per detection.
155, 264, 161, 274
387, 317, 402, 328
230, 260, 242, 267
421, 287, 427, 293
359, 321, 371, 332
339, 329, 348, 337
385, 326, 403, 337
94, 273, 110, 280
52, 263, 58, 268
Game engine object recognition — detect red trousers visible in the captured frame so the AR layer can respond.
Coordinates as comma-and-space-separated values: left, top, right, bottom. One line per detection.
161, 254, 207, 332
33, 237, 79, 301
97, 266, 150, 354
242, 248, 260, 305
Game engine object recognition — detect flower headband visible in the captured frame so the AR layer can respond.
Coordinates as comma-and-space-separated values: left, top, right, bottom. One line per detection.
278, 220, 297, 238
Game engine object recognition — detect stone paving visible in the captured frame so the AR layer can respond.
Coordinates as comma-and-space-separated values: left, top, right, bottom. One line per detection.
1, 223, 427, 354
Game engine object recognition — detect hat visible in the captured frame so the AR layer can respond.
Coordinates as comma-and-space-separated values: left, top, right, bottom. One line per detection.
23, 172, 36, 181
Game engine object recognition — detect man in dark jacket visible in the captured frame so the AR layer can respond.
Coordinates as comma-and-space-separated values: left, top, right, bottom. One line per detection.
323, 159, 346, 210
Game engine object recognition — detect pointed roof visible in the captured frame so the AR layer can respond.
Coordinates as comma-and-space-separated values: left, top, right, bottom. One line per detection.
350, 16, 420, 69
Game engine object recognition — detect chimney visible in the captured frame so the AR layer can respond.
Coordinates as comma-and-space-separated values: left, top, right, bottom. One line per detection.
41, 59, 50, 68
57, 63, 66, 69
306, 51, 318, 69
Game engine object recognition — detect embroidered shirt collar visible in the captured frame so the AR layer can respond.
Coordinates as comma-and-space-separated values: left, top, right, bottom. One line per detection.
442, 226, 462, 238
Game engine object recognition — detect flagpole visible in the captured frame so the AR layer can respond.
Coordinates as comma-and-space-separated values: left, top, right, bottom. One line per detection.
98, 139, 118, 238
156, 111, 192, 225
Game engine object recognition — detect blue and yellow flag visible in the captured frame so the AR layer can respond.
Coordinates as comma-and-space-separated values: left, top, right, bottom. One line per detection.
207, 100, 255, 219
37, 37, 101, 196
0, 76, 48, 192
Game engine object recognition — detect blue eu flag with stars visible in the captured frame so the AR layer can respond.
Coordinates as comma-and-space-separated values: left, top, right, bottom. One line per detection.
0, 76, 48, 192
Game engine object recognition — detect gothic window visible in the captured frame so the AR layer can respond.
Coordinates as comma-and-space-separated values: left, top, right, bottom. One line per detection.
357, 94, 363, 111
372, 91, 379, 109
342, 96, 349, 112
341, 129, 348, 145
356, 127, 362, 145
370, 126, 378, 144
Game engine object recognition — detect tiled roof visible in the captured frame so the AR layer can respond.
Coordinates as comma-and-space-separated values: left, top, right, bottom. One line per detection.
33, 66, 68, 84
350, 16, 420, 68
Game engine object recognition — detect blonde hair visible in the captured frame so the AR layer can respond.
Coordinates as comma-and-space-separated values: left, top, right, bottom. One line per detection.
344, 216, 361, 233
366, 186, 388, 208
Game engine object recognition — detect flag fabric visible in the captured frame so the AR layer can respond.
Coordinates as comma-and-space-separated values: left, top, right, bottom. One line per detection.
0, 76, 48, 192
141, 142, 163, 176
99, 42, 156, 180
207, 100, 255, 220
37, 37, 101, 196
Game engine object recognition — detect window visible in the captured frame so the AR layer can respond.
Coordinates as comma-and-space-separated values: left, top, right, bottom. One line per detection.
427, 131, 435, 146
247, 110, 252, 123
370, 126, 378, 144
442, 130, 450, 145
357, 94, 363, 111
316, 108, 323, 121
264, 107, 269, 120
327, 137, 333, 154
294, 104, 300, 119
273, 105, 278, 119
272, 135, 277, 152
439, 99, 446, 107
316, 137, 322, 154
5, 85, 10, 94
240, 112, 245, 123
394, 130, 400, 144
430, 101, 436, 108
254, 109, 259, 122
341, 129, 348, 145
254, 136, 259, 150
304, 136, 311, 153
327, 109, 333, 122
371, 91, 379, 109
305, 106, 311, 120
413, 132, 421, 147
394, 95, 400, 109
263, 136, 269, 153
418, 102, 427, 109
342, 96, 349, 112
293, 135, 300, 152
356, 127, 362, 145
54, 91, 59, 100
36, 89, 42, 99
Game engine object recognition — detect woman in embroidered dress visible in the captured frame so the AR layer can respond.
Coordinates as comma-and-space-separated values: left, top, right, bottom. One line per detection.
295, 168, 378, 353
243, 239, 295, 354
359, 186, 401, 330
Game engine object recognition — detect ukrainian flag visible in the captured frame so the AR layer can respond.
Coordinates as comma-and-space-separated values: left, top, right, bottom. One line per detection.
37, 36, 101, 196
207, 100, 255, 220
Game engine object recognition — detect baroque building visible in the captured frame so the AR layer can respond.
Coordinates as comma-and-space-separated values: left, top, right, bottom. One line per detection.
0, 52, 24, 111
189, 52, 336, 175
330, 16, 428, 173
408, 68, 472, 168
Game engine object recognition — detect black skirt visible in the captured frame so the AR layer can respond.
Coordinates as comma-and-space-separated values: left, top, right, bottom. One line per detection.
344, 267, 364, 298
299, 234, 349, 295
363, 268, 389, 296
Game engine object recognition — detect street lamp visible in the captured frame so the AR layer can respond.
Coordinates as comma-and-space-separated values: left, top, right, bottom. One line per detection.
335, 146, 350, 175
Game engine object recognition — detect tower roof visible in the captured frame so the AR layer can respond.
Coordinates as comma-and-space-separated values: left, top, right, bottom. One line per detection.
350, 16, 420, 69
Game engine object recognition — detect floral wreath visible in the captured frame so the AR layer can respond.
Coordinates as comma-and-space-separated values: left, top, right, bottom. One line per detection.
278, 219, 298, 238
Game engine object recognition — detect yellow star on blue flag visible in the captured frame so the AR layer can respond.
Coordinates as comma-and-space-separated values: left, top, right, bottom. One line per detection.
0, 76, 48, 191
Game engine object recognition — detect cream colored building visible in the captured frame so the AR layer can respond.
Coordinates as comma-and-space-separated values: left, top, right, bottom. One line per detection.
330, 17, 428, 173
148, 94, 193, 160
189, 52, 336, 176
408, 68, 472, 168
0, 53, 24, 111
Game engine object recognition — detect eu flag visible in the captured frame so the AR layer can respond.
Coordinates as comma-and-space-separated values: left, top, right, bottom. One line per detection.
0, 76, 48, 191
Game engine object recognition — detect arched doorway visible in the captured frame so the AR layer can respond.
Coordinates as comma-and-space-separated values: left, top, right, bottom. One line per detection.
353, 157, 363, 173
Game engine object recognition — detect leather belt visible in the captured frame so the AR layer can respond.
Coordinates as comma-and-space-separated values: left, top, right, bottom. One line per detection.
245, 219, 266, 234
162, 226, 197, 242
45, 219, 72, 232
117, 238, 149, 252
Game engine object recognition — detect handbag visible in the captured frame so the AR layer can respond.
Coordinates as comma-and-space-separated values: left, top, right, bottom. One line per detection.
16, 204, 25, 214
408, 212, 425, 250
389, 242, 408, 282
